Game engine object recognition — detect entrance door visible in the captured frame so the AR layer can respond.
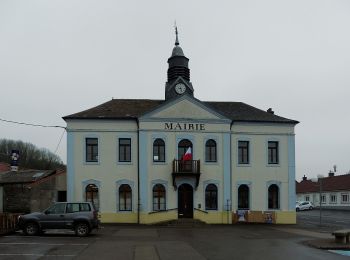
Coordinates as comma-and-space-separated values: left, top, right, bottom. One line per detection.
178, 184, 193, 218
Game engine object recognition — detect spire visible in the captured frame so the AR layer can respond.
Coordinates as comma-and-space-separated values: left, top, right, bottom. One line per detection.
165, 26, 193, 100
171, 24, 184, 57
175, 25, 179, 46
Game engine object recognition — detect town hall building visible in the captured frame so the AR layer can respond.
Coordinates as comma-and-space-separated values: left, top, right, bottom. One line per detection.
63, 29, 298, 224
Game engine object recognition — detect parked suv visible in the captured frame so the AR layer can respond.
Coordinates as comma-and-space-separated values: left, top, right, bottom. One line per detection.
17, 202, 99, 236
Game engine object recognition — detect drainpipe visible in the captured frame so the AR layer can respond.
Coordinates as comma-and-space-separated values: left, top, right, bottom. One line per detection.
229, 120, 233, 224
137, 119, 140, 224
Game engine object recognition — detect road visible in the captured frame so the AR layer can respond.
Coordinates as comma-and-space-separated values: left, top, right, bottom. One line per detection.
0, 223, 348, 260
296, 209, 350, 233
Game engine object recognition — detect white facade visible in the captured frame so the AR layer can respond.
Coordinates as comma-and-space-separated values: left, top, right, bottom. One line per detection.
65, 95, 297, 224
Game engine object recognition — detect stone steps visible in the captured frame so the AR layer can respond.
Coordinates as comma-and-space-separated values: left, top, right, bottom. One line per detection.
155, 218, 207, 227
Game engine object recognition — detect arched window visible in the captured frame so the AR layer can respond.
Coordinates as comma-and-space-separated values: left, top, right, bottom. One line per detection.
153, 139, 165, 162
205, 184, 218, 210
268, 184, 279, 209
85, 184, 99, 210
153, 184, 166, 211
178, 139, 193, 159
238, 184, 250, 209
205, 139, 217, 162
119, 184, 132, 211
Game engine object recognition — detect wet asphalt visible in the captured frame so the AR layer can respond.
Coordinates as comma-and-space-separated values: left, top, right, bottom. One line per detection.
0, 210, 349, 259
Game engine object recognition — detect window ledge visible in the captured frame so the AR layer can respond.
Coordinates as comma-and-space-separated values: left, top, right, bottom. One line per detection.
84, 161, 100, 165
237, 163, 251, 167
266, 164, 280, 167
117, 162, 133, 165
152, 161, 167, 165
204, 161, 219, 165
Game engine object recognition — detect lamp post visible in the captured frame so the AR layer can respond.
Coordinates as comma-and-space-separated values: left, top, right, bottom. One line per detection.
311, 175, 324, 226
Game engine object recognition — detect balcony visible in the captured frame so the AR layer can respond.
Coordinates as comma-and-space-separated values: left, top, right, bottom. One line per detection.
172, 160, 201, 190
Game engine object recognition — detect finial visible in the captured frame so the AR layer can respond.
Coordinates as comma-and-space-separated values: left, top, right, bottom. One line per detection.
174, 21, 179, 46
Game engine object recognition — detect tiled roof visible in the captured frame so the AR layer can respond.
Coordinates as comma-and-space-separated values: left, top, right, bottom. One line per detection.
63, 99, 298, 124
0, 170, 56, 184
296, 174, 350, 193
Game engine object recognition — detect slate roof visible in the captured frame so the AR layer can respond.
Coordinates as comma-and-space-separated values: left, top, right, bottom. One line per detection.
63, 99, 298, 124
296, 174, 350, 193
0, 170, 56, 184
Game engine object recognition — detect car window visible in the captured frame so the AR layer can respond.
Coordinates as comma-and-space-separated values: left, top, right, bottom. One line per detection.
80, 203, 91, 212
47, 203, 66, 214
67, 203, 80, 213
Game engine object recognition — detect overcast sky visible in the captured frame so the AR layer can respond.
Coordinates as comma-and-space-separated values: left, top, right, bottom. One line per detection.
1, 0, 349, 180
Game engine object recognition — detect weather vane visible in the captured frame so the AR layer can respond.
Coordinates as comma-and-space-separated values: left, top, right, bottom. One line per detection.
174, 21, 179, 46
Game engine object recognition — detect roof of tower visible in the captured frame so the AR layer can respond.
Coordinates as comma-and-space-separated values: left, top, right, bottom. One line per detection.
171, 26, 185, 57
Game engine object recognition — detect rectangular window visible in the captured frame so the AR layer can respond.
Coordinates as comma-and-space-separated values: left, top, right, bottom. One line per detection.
321, 194, 326, 204
305, 196, 309, 202
86, 138, 98, 162
119, 138, 131, 162
57, 191, 67, 202
238, 141, 249, 164
268, 141, 279, 164
341, 194, 349, 203
330, 194, 337, 204
153, 139, 165, 162
205, 140, 217, 162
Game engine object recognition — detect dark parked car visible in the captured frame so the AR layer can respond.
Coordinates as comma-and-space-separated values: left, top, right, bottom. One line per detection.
17, 202, 99, 236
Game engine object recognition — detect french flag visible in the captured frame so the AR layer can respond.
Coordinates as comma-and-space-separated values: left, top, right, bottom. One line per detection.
182, 147, 192, 161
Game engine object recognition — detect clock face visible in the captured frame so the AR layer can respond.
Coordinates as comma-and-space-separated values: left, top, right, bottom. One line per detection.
175, 83, 186, 94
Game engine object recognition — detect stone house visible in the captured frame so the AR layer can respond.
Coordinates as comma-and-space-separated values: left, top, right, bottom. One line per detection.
0, 169, 66, 213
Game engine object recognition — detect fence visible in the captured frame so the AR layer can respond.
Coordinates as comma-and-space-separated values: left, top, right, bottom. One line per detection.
0, 213, 21, 235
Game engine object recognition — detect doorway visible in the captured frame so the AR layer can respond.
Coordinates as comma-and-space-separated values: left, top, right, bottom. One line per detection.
178, 184, 193, 218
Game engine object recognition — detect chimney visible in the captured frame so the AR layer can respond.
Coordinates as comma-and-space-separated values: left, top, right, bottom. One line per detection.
267, 108, 274, 114
328, 170, 335, 177
302, 175, 307, 181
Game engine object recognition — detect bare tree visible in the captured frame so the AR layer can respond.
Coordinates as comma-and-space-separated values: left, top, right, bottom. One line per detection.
0, 139, 65, 170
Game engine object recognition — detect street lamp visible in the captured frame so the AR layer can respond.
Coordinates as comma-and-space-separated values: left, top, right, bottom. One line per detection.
311, 174, 324, 226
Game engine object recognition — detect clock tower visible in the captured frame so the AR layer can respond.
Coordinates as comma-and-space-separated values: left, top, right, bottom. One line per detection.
165, 27, 194, 100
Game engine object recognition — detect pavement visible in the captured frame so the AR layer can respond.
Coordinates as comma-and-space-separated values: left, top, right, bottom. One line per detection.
273, 226, 350, 250
1, 210, 350, 259
75, 224, 349, 259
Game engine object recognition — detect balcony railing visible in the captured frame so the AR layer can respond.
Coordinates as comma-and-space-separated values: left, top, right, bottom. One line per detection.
172, 160, 200, 173
172, 160, 201, 190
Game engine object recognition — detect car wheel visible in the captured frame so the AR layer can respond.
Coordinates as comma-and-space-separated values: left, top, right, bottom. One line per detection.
75, 223, 90, 237
296, 208, 300, 212
309, 206, 313, 210
24, 222, 39, 236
